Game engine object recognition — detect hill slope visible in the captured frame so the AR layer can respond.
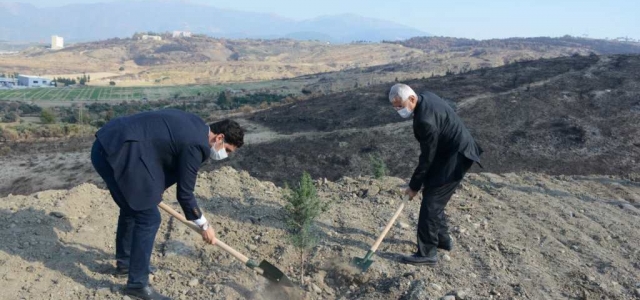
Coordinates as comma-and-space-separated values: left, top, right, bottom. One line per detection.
206, 54, 640, 185
0, 167, 638, 299
0, 54, 639, 196
2, 36, 639, 88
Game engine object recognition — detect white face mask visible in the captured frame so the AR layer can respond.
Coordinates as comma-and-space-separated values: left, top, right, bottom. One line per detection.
211, 140, 228, 161
397, 106, 413, 118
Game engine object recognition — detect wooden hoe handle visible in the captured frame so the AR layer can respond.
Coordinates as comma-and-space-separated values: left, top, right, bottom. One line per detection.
370, 201, 406, 252
157, 202, 252, 266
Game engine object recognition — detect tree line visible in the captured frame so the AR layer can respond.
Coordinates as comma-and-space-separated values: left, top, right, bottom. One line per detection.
54, 74, 91, 86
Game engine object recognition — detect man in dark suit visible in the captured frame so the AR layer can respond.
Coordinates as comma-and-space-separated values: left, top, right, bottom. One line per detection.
90, 109, 244, 300
389, 83, 483, 266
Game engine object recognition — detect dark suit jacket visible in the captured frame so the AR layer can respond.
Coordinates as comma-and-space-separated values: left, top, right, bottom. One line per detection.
409, 92, 483, 191
96, 109, 211, 220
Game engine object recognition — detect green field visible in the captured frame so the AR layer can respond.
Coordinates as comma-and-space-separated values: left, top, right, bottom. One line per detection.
0, 85, 226, 102
0, 78, 308, 104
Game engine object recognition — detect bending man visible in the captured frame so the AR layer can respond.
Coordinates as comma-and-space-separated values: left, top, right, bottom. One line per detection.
91, 109, 245, 299
389, 83, 483, 266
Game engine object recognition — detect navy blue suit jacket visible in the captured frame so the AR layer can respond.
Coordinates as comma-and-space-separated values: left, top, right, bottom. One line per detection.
96, 109, 211, 220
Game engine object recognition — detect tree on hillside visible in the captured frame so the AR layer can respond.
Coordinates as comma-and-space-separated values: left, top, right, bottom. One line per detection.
40, 109, 56, 124
217, 92, 232, 109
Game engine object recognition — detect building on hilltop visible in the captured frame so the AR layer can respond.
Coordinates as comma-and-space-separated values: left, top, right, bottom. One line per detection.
17, 75, 52, 88
51, 35, 64, 50
141, 35, 162, 41
172, 31, 192, 38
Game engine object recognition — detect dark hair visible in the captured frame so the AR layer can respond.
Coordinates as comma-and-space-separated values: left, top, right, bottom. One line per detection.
209, 119, 245, 148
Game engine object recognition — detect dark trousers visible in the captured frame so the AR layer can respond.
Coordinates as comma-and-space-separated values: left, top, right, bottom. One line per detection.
416, 180, 461, 257
91, 140, 161, 289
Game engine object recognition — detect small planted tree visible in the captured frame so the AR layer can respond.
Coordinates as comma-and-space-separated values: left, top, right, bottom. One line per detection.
283, 171, 329, 282
369, 154, 387, 179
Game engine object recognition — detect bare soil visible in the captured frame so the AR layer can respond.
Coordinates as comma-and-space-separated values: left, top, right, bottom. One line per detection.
0, 167, 638, 299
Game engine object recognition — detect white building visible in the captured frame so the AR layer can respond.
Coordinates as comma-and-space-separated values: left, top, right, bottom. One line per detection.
0, 77, 17, 88
141, 35, 162, 41
51, 35, 64, 50
17, 75, 52, 88
172, 31, 192, 38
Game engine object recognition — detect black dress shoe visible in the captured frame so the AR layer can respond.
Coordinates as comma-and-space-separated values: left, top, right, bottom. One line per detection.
401, 253, 438, 266
115, 265, 157, 277
124, 286, 171, 300
438, 239, 453, 251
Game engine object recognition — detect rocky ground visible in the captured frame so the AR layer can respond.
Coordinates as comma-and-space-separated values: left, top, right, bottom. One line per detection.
1, 167, 639, 300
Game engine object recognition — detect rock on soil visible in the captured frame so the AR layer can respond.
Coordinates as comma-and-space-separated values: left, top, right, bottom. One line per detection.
403, 280, 429, 300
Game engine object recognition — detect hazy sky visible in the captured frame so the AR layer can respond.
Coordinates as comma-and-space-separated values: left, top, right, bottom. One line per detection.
8, 0, 640, 40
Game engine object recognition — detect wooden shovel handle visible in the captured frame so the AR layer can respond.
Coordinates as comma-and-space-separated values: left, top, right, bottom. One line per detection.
157, 202, 250, 265
369, 195, 409, 252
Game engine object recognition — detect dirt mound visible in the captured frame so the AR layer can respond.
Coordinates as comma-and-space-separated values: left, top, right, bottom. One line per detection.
1, 167, 639, 299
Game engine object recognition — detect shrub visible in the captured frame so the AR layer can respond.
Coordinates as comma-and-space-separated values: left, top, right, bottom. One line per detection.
370, 154, 387, 179
0, 146, 10, 156
40, 109, 56, 124
2, 112, 18, 123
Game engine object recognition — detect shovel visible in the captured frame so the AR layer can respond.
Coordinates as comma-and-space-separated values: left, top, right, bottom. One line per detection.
158, 202, 294, 287
351, 195, 409, 272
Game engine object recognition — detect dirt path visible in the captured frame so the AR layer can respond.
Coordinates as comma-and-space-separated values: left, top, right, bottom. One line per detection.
1, 167, 638, 299
240, 118, 412, 145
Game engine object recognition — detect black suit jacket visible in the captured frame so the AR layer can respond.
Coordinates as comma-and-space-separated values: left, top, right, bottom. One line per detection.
409, 92, 483, 191
96, 109, 211, 220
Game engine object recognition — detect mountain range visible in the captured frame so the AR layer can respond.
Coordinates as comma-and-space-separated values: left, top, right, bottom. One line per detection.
0, 1, 428, 43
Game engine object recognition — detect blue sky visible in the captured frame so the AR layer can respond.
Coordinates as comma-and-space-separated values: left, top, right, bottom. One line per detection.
10, 0, 640, 40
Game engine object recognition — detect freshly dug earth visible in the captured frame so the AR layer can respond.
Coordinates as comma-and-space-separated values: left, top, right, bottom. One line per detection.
0, 167, 638, 299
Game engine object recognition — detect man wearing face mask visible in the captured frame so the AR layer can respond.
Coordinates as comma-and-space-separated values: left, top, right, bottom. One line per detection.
90, 109, 244, 300
389, 83, 483, 266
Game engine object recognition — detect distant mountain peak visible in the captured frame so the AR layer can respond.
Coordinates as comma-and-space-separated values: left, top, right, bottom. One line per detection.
0, 2, 428, 43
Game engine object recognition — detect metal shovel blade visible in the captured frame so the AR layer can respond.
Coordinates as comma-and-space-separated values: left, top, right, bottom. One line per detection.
258, 260, 294, 287
351, 250, 375, 272
351, 257, 374, 272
